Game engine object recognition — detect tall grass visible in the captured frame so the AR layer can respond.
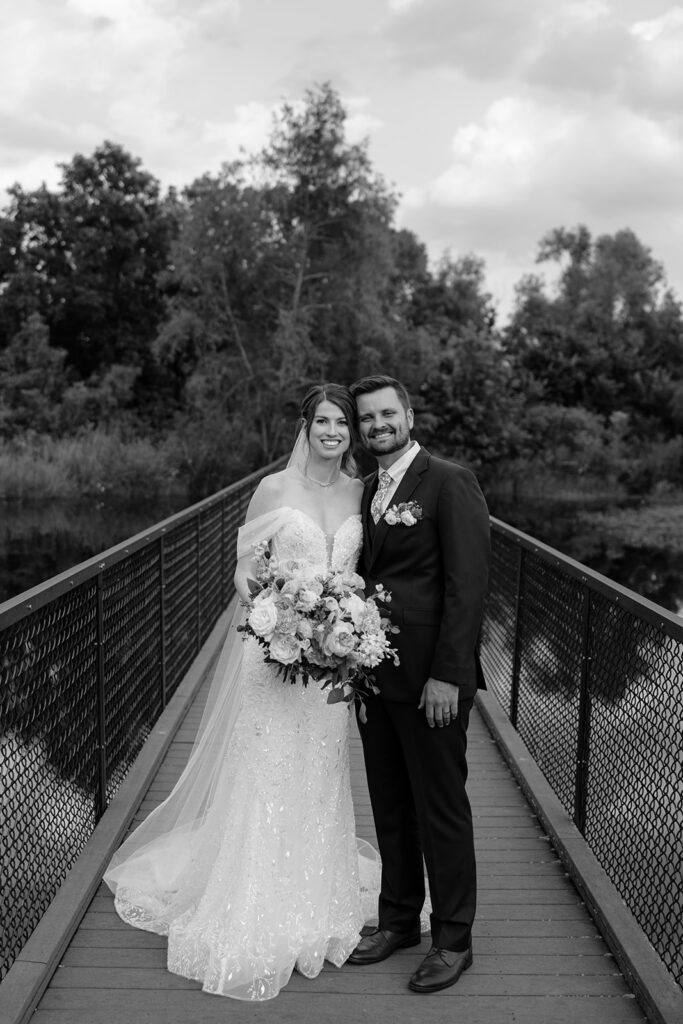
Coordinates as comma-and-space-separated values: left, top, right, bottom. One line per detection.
0, 431, 181, 502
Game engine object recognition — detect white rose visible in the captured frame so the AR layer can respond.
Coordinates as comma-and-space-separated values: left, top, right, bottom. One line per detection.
275, 604, 300, 635
340, 593, 367, 629
342, 570, 365, 591
295, 588, 320, 612
400, 509, 417, 526
268, 633, 302, 665
297, 618, 314, 640
322, 621, 357, 658
384, 510, 399, 525
248, 596, 278, 638
360, 601, 381, 633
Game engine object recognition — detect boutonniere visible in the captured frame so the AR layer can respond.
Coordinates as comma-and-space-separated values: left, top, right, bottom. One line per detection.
383, 501, 423, 527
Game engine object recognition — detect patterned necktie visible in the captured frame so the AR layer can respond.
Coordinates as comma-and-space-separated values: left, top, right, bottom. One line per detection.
371, 470, 393, 524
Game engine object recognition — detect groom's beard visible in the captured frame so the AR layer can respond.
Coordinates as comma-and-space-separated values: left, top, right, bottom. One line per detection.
364, 424, 411, 457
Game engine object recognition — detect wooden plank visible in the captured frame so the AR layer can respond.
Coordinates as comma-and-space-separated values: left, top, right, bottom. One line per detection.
38, 966, 647, 999
54, 949, 623, 979
62, 933, 615, 967
26, 688, 652, 1024
29, 996, 647, 1024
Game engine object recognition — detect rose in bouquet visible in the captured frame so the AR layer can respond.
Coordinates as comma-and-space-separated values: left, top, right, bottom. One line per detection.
238, 542, 398, 721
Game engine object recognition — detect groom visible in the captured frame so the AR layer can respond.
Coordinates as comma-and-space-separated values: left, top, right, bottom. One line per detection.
348, 375, 490, 993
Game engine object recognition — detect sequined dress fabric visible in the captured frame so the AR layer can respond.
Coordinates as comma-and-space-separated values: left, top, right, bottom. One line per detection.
113, 510, 375, 1000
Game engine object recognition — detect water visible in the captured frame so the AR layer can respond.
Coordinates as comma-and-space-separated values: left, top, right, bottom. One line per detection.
1, 494, 682, 614
0, 496, 188, 605
488, 496, 683, 616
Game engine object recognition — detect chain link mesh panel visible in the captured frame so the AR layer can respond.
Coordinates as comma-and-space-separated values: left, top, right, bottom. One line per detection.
515, 553, 585, 818
198, 504, 224, 646
586, 593, 683, 982
163, 519, 200, 699
479, 532, 518, 717
101, 544, 163, 803
0, 585, 99, 980
0, 459, 282, 981
483, 519, 683, 989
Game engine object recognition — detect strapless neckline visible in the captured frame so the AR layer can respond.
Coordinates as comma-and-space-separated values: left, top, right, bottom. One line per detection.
279, 506, 362, 540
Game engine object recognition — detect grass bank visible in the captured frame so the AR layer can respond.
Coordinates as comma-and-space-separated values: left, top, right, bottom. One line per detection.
0, 431, 183, 503
576, 498, 683, 552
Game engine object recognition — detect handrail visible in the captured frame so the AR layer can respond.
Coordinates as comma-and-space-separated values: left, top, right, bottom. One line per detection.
1, 476, 681, 995
482, 516, 683, 990
0, 462, 284, 630
489, 516, 683, 639
0, 456, 286, 981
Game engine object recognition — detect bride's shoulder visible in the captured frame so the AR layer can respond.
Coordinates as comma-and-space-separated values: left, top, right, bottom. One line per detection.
245, 470, 292, 519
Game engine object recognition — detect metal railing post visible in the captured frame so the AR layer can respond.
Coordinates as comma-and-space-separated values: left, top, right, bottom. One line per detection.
509, 543, 525, 727
220, 498, 227, 608
196, 515, 202, 650
159, 533, 167, 709
95, 572, 107, 820
573, 583, 592, 834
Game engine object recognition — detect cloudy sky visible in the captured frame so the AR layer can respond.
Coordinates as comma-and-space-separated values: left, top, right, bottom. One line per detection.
2, 0, 682, 322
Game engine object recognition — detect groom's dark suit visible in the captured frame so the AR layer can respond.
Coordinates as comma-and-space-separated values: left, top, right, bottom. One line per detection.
359, 446, 490, 951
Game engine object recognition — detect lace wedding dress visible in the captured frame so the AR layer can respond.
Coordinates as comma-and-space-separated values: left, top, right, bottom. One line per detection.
104, 507, 378, 1000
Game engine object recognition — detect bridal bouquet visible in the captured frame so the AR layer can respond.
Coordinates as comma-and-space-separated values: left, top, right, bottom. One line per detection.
239, 542, 398, 721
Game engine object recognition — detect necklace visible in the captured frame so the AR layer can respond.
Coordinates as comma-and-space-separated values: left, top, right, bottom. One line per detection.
304, 467, 341, 488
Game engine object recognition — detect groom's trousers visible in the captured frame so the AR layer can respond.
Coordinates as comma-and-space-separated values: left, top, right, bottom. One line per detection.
358, 695, 476, 952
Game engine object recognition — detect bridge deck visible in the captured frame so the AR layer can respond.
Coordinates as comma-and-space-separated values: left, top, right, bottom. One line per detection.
30, 675, 646, 1024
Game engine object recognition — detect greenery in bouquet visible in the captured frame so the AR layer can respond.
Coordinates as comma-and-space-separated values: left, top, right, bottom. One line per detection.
238, 541, 399, 721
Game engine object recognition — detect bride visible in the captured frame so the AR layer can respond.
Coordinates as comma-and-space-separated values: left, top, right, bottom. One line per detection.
104, 382, 378, 1000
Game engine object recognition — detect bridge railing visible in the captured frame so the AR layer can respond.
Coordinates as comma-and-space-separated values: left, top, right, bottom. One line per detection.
2, 485, 681, 993
0, 459, 283, 982
481, 517, 683, 990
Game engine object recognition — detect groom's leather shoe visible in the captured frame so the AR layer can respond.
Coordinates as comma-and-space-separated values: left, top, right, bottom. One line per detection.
347, 927, 422, 965
408, 944, 473, 992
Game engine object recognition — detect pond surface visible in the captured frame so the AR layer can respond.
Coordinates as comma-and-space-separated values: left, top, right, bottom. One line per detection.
1, 494, 682, 615
0, 496, 188, 605
488, 496, 683, 616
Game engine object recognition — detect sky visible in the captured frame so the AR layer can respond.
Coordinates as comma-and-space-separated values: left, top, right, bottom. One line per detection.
2, 0, 683, 323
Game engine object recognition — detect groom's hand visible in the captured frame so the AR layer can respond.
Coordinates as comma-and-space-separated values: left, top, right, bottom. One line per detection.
418, 678, 460, 728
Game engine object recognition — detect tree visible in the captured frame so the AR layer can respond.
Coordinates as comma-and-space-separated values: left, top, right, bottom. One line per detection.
504, 225, 683, 434
408, 252, 497, 338
0, 314, 67, 436
0, 142, 175, 386
155, 84, 406, 476
416, 326, 524, 477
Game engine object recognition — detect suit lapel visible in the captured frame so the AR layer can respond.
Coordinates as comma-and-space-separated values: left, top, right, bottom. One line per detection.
369, 448, 430, 568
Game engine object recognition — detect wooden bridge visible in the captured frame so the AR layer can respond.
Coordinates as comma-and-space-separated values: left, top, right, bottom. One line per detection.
1, 465, 682, 1024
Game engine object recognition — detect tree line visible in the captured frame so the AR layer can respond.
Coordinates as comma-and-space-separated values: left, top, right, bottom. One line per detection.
1, 83, 682, 502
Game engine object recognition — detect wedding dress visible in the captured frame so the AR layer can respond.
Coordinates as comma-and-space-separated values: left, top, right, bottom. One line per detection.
104, 506, 379, 1000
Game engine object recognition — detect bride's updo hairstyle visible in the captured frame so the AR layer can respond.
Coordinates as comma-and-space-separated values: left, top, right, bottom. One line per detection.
300, 382, 359, 473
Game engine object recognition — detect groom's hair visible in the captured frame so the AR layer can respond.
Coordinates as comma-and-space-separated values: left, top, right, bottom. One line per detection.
349, 375, 411, 411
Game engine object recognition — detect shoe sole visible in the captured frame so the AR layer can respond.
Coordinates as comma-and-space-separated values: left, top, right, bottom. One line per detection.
347, 934, 422, 965
407, 952, 473, 993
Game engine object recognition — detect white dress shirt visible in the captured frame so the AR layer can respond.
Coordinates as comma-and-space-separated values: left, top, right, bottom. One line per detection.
374, 441, 421, 518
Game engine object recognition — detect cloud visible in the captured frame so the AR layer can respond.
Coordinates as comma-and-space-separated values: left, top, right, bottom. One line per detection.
385, 0, 546, 78
0, 0, 246, 194
387, 0, 422, 11
344, 96, 384, 144
627, 7, 683, 115
525, 5, 635, 95
399, 90, 683, 314
203, 101, 275, 160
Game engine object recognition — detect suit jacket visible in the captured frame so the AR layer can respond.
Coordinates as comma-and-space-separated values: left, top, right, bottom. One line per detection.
361, 447, 490, 703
